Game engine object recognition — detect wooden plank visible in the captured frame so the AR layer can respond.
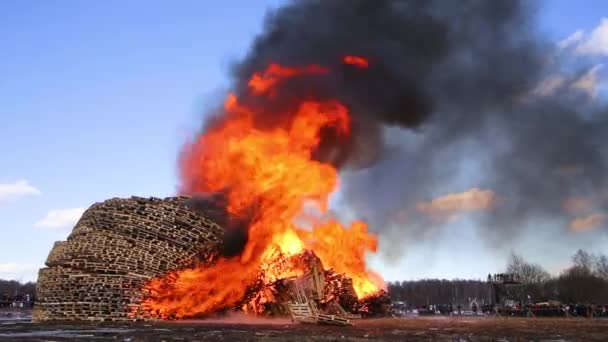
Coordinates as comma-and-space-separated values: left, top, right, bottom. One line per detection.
317, 314, 352, 326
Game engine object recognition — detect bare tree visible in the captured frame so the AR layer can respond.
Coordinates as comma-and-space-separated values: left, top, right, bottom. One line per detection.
596, 254, 608, 280
572, 249, 595, 274
505, 253, 552, 301
506, 253, 550, 284
0, 280, 36, 297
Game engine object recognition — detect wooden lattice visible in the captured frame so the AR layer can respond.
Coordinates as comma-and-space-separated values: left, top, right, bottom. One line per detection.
33, 196, 223, 322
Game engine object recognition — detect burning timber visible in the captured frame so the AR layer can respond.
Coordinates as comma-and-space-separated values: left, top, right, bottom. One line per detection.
34, 196, 388, 322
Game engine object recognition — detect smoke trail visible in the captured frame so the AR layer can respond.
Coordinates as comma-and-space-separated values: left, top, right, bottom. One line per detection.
193, 0, 608, 254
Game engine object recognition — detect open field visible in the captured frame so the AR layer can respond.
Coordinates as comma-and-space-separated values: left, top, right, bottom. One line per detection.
1, 311, 608, 341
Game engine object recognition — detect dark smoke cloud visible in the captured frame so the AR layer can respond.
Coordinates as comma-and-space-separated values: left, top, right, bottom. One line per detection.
197, 0, 608, 252
186, 193, 250, 257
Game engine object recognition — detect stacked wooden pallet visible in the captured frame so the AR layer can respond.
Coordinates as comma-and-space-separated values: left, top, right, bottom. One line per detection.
287, 302, 318, 324
286, 279, 352, 326
317, 314, 352, 326
34, 196, 224, 322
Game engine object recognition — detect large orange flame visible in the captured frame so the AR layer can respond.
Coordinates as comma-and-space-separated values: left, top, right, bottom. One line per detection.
141, 61, 383, 319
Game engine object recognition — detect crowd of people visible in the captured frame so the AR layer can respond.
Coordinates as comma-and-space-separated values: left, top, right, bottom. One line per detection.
390, 301, 608, 318
0, 294, 35, 309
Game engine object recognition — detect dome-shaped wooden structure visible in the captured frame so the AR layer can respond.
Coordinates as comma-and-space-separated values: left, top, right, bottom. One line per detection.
33, 196, 223, 321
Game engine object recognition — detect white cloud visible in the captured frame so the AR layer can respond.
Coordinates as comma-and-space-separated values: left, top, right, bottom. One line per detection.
569, 213, 607, 232
0, 263, 39, 282
571, 64, 604, 98
533, 74, 567, 96
575, 18, 608, 56
532, 64, 603, 99
34, 208, 85, 230
416, 188, 496, 217
0, 180, 41, 202
558, 29, 584, 50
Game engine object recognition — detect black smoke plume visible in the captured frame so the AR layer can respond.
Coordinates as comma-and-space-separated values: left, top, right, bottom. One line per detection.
196, 0, 608, 253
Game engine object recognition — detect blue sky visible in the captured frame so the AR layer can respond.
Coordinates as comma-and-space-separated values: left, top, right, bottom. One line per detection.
1, 0, 607, 282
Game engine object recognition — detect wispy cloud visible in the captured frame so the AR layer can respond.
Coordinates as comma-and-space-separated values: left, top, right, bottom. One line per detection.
416, 188, 495, 218
569, 213, 607, 232
574, 18, 608, 56
532, 64, 604, 99
571, 64, 604, 98
563, 196, 595, 214
558, 30, 585, 50
558, 18, 608, 56
34, 208, 85, 230
0, 180, 41, 203
533, 74, 567, 96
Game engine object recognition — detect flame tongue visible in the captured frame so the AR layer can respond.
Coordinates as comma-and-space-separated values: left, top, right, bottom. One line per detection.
142, 60, 383, 319
343, 55, 369, 68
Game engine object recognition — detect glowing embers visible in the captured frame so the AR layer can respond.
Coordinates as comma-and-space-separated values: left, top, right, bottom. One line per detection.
342, 55, 369, 68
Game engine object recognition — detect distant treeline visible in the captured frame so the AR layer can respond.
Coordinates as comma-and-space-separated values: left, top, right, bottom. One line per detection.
2, 249, 607, 306
388, 279, 489, 307
0, 280, 36, 297
388, 249, 608, 306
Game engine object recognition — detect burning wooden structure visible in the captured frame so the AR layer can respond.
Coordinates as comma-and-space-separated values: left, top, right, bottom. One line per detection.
34, 196, 223, 321
235, 249, 389, 325
34, 196, 388, 322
